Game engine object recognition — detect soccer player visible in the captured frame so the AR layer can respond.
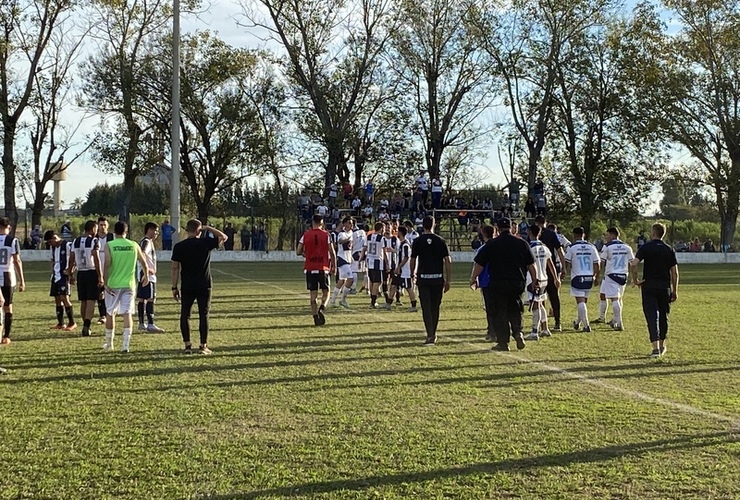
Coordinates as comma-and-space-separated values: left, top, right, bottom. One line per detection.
44, 230, 76, 331
137, 222, 165, 333
0, 218, 25, 344
383, 225, 418, 312
564, 227, 600, 332
364, 222, 387, 308
534, 216, 566, 331
103, 221, 150, 352
171, 220, 228, 354
403, 220, 419, 245
67, 220, 103, 337
383, 223, 401, 305
349, 221, 367, 294
594, 227, 634, 330
329, 217, 354, 308
296, 215, 336, 326
95, 217, 115, 324
524, 225, 560, 340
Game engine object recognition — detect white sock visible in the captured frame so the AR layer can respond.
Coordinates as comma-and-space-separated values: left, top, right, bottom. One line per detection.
105, 328, 114, 346
351, 274, 358, 289
532, 306, 540, 333
330, 287, 340, 303
612, 301, 622, 326
122, 328, 132, 350
578, 303, 589, 327
599, 300, 607, 320
340, 286, 350, 301
539, 304, 548, 330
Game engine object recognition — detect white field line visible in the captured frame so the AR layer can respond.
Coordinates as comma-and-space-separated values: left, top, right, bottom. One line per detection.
215, 269, 740, 429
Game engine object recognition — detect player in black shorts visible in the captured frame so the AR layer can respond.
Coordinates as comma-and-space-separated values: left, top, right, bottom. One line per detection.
45, 230, 76, 331
67, 220, 103, 337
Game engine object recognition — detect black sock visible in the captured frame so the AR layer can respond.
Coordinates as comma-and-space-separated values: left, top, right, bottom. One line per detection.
4, 312, 11, 338
137, 302, 145, 324
97, 299, 106, 318
411, 300, 417, 307
146, 301, 154, 324
83, 319, 91, 328
371, 294, 377, 306
65, 306, 74, 324
386, 297, 393, 305
56, 306, 64, 325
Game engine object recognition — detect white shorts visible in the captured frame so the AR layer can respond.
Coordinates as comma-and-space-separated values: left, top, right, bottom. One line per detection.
337, 264, 353, 280
570, 287, 592, 298
600, 276, 626, 299
105, 288, 135, 316
351, 260, 366, 273
527, 280, 548, 303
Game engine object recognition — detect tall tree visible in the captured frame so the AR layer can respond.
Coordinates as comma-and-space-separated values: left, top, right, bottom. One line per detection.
241, 0, 396, 193
0, 0, 75, 229
642, 0, 740, 250
471, 0, 610, 193
390, 0, 493, 180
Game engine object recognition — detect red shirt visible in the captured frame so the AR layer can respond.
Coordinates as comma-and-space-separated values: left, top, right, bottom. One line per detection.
301, 228, 331, 272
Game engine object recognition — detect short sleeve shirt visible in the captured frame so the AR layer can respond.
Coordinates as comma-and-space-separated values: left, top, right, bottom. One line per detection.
171, 236, 220, 292
411, 233, 449, 286
635, 239, 677, 289
474, 232, 534, 287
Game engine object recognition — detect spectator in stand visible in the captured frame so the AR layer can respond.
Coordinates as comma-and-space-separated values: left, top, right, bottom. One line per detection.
343, 182, 353, 207
524, 196, 536, 219
536, 194, 547, 216
533, 177, 545, 197
703, 239, 716, 252
636, 230, 648, 250
377, 208, 390, 223
317, 200, 329, 218
379, 198, 390, 210
31, 225, 42, 249
431, 174, 443, 208
403, 187, 413, 213
257, 222, 267, 251
690, 238, 701, 252
508, 177, 521, 209
61, 220, 73, 241
482, 196, 493, 211
351, 196, 362, 216
365, 180, 374, 204
240, 225, 251, 250
455, 195, 467, 210
416, 170, 429, 204
518, 217, 529, 242
470, 197, 480, 210
161, 219, 176, 250
298, 192, 311, 221
415, 213, 424, 233
223, 222, 236, 251
328, 181, 338, 207
457, 210, 469, 229
331, 206, 341, 226
363, 204, 373, 221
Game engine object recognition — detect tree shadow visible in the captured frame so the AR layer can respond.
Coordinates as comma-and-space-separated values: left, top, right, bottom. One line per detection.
198, 431, 734, 499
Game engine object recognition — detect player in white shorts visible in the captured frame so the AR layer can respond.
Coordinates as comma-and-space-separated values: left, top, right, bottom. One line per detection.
524, 225, 560, 340
329, 217, 355, 308
594, 227, 634, 331
564, 227, 600, 332
349, 222, 367, 294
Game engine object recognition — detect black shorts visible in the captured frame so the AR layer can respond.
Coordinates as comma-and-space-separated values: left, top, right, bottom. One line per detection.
0, 285, 13, 305
76, 270, 100, 301
368, 269, 383, 284
137, 281, 156, 300
50, 277, 70, 297
305, 271, 330, 291
392, 275, 412, 289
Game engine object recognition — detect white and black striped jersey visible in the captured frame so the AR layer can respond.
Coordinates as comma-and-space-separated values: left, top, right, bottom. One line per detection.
398, 240, 412, 278
365, 233, 387, 271
97, 232, 114, 272
0, 235, 20, 287
335, 230, 353, 268
405, 230, 419, 246
351, 228, 367, 262
137, 237, 157, 282
72, 235, 100, 272
383, 235, 400, 269
51, 242, 72, 282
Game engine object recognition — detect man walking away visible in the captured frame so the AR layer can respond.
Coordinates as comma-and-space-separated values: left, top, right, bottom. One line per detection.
595, 227, 634, 331
410, 216, 452, 346
630, 223, 678, 357
564, 227, 600, 332
296, 215, 336, 326
471, 218, 536, 351
171, 219, 228, 354
103, 221, 150, 353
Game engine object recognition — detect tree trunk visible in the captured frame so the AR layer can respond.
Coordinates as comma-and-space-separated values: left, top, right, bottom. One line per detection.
3, 119, 19, 232
719, 163, 740, 251
32, 182, 46, 228
325, 144, 344, 197
427, 140, 443, 180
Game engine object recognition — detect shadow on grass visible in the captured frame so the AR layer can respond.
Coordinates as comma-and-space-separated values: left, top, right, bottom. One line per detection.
199, 432, 733, 499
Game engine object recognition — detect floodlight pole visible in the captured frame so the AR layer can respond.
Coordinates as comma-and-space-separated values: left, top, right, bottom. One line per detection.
170, 0, 181, 243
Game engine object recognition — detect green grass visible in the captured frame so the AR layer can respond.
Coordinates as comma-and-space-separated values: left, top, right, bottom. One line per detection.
0, 262, 738, 499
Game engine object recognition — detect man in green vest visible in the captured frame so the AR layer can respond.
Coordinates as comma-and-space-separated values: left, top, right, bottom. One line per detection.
103, 221, 150, 353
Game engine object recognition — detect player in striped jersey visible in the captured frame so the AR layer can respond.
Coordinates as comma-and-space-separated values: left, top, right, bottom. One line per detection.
382, 225, 417, 311
364, 222, 387, 308
383, 224, 401, 305
137, 222, 165, 333
96, 217, 115, 324
329, 217, 354, 308
67, 220, 103, 337
0, 218, 25, 344
564, 227, 600, 332
349, 222, 367, 295
524, 225, 560, 340
44, 229, 76, 331
594, 227, 635, 331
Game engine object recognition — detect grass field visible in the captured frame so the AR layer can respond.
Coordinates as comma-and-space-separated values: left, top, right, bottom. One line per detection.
0, 261, 738, 500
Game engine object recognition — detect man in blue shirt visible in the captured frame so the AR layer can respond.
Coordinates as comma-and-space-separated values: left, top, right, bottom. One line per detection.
161, 220, 176, 250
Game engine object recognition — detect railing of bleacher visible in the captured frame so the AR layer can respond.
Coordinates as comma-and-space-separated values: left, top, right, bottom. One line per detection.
431, 208, 530, 251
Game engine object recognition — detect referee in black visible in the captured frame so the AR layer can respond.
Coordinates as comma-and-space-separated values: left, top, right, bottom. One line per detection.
410, 216, 451, 346
471, 217, 537, 351
629, 222, 679, 357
